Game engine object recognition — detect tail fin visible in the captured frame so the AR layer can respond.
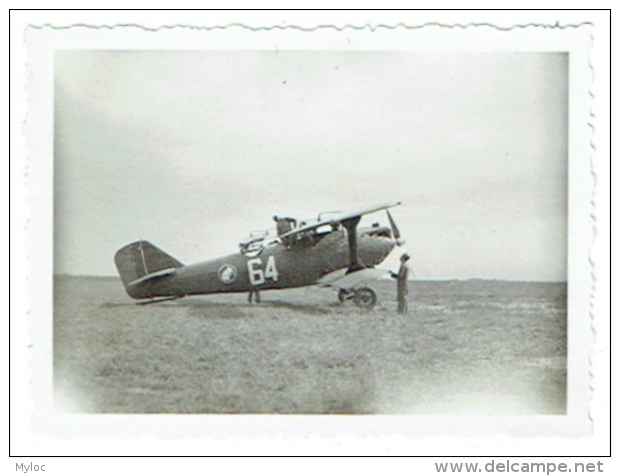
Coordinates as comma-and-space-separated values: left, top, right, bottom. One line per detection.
114, 240, 183, 297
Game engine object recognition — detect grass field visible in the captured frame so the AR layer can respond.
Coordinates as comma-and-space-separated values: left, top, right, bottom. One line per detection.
53, 276, 566, 414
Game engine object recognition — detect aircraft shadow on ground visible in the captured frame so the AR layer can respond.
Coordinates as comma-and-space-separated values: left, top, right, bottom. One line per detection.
177, 297, 335, 316
249, 299, 333, 315
99, 297, 335, 316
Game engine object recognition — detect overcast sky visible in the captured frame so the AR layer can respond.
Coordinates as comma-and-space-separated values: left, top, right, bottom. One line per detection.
54, 50, 567, 280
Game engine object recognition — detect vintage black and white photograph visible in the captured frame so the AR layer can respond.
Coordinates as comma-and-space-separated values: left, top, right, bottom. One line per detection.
17, 23, 597, 443
51, 46, 572, 416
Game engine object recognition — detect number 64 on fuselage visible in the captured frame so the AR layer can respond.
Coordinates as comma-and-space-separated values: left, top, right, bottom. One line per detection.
114, 201, 405, 309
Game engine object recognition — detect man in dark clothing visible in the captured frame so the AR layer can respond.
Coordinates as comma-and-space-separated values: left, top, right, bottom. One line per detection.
391, 253, 411, 314
273, 215, 297, 248
248, 288, 261, 304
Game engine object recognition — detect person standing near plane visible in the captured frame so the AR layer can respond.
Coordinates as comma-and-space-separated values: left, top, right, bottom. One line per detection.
248, 287, 261, 304
273, 215, 297, 248
391, 253, 411, 314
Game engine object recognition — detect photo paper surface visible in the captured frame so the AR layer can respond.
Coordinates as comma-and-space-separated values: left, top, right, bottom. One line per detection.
23, 21, 594, 444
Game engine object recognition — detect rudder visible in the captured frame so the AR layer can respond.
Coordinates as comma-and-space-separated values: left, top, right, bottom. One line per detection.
114, 240, 183, 291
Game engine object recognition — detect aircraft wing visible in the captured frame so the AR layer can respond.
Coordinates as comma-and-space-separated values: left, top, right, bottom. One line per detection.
327, 201, 401, 225
318, 267, 389, 289
279, 201, 401, 240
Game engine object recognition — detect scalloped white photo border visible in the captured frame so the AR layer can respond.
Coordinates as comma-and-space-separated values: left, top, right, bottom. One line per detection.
21, 20, 595, 450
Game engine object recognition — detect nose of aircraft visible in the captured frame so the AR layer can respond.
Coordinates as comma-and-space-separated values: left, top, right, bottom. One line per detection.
386, 236, 397, 254
375, 236, 396, 265
359, 232, 399, 266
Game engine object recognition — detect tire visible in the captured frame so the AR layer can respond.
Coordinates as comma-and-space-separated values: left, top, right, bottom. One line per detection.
354, 287, 377, 310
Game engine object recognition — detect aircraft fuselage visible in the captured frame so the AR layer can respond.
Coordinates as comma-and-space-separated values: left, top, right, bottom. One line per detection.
126, 229, 395, 300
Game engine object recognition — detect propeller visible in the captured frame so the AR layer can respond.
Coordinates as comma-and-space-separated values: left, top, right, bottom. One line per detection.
386, 210, 405, 246
386, 209, 416, 279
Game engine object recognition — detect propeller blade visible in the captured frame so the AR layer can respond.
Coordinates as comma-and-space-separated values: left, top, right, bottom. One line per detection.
386, 210, 401, 241
407, 262, 416, 279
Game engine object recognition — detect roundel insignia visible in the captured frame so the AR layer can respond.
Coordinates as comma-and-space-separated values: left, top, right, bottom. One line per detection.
218, 264, 237, 284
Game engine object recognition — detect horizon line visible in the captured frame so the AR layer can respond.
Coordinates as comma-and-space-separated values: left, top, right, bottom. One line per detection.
53, 273, 568, 284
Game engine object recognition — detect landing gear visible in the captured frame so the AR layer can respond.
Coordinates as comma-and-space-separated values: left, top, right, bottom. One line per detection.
354, 287, 377, 310
338, 288, 352, 303
337, 287, 377, 310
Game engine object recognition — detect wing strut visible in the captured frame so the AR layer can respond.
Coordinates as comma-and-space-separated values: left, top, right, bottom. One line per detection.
342, 216, 362, 274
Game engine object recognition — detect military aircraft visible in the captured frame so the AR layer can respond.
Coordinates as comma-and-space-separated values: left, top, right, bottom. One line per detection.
114, 201, 404, 309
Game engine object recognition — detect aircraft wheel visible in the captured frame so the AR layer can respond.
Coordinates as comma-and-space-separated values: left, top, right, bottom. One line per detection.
338, 289, 353, 303
354, 287, 377, 310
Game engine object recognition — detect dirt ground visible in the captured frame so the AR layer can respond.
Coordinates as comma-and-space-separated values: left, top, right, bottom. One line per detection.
53, 276, 566, 414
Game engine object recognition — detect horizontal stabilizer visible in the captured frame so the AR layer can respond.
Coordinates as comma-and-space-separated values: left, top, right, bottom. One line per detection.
136, 295, 179, 305
128, 267, 177, 289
